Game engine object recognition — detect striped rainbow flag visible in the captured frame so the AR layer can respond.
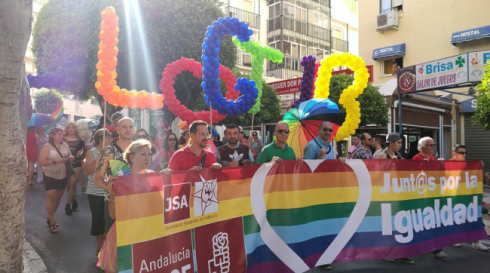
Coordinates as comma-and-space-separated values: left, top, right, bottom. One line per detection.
45, 101, 64, 133
112, 160, 486, 273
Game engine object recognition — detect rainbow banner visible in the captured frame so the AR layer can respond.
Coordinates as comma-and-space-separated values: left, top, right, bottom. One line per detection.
113, 160, 486, 273
45, 101, 64, 133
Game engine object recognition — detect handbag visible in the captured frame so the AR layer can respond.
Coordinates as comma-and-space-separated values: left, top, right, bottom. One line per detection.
51, 143, 75, 177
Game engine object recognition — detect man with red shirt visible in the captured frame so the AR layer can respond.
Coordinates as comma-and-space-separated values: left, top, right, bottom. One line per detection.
167, 120, 222, 173
412, 136, 449, 259
449, 144, 490, 251
412, 137, 436, 161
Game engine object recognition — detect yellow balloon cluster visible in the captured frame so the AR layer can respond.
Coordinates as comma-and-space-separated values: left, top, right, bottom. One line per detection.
314, 52, 370, 141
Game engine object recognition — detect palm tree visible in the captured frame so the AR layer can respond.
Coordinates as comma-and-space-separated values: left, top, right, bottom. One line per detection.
0, 1, 33, 271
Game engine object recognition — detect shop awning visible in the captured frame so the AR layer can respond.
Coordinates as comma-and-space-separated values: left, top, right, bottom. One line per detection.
451, 25, 490, 45
372, 43, 406, 61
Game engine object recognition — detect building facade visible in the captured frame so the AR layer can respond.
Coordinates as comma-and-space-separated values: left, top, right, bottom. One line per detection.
359, 0, 490, 164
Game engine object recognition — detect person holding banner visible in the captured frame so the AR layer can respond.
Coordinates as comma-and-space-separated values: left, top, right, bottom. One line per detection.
258, 121, 300, 163
215, 124, 253, 167
375, 133, 403, 160
304, 121, 345, 163
449, 144, 490, 251
94, 117, 136, 233
412, 137, 449, 259
98, 139, 154, 272
166, 120, 222, 173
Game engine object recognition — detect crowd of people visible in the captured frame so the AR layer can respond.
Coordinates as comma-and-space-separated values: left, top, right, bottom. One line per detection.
26, 113, 490, 271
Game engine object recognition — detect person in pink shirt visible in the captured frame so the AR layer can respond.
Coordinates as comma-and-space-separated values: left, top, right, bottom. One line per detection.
348, 134, 360, 156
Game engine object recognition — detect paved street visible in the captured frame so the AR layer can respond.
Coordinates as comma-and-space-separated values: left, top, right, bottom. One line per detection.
25, 178, 490, 273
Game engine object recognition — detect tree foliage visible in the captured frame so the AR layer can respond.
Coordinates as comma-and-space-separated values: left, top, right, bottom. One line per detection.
194, 68, 280, 125
472, 63, 490, 130
33, 89, 63, 114
32, 0, 236, 119
329, 73, 389, 126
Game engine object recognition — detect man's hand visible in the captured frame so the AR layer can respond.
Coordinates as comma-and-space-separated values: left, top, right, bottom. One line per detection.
339, 157, 346, 164
437, 158, 445, 164
211, 163, 222, 170
242, 159, 250, 166
296, 157, 303, 163
230, 160, 239, 167
162, 169, 171, 176
68, 155, 75, 162
319, 148, 327, 159
189, 166, 203, 173
271, 156, 282, 163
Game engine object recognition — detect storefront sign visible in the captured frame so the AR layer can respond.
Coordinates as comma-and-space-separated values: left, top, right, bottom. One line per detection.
397, 66, 417, 93
415, 54, 468, 91
460, 98, 477, 113
269, 78, 302, 95
332, 65, 374, 82
468, 50, 490, 82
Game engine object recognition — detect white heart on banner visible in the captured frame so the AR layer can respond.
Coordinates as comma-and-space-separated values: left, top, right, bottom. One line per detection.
250, 159, 373, 272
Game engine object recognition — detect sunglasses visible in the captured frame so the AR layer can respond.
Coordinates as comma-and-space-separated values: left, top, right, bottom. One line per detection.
425, 144, 436, 147
240, 131, 244, 134
275, 129, 290, 134
252, 134, 258, 137
367, 138, 373, 141
457, 152, 467, 155
168, 138, 177, 141
322, 128, 334, 132
137, 134, 147, 139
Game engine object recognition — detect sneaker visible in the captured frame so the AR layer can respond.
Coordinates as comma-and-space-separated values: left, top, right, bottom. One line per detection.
395, 258, 415, 264
472, 242, 490, 251
434, 251, 449, 259
321, 264, 332, 270
452, 243, 461, 247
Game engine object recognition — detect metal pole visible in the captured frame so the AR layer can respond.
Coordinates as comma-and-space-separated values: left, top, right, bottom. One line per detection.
398, 92, 403, 156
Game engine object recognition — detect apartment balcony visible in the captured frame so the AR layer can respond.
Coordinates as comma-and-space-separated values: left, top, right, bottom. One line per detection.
236, 49, 252, 67
225, 6, 260, 29
268, 16, 330, 42
331, 37, 348, 52
267, 55, 303, 79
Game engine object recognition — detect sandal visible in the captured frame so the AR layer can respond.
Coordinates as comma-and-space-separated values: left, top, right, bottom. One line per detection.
49, 224, 58, 233
28, 181, 34, 186
46, 218, 59, 228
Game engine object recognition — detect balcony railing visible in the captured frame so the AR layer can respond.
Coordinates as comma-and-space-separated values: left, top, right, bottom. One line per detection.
331, 37, 348, 52
225, 6, 260, 29
268, 16, 330, 42
267, 55, 303, 79
236, 49, 252, 67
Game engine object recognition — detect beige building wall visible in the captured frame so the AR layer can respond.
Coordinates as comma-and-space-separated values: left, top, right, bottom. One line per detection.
359, 0, 490, 86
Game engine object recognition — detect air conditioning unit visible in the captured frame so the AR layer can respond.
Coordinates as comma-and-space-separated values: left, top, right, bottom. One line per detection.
376, 10, 398, 33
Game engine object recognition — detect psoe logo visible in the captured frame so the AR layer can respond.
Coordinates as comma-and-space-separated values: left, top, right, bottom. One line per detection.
163, 183, 191, 224
193, 175, 219, 216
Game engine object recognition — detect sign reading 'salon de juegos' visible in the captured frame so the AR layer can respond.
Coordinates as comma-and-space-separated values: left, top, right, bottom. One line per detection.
113, 160, 486, 273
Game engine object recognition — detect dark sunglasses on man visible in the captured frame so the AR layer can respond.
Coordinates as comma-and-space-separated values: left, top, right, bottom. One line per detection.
322, 128, 333, 132
458, 152, 467, 155
276, 129, 289, 134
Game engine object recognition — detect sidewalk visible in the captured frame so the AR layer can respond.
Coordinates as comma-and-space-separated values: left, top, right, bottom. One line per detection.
23, 239, 47, 273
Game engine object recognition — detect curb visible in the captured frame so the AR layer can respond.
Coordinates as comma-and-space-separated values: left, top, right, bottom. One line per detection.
23, 238, 47, 273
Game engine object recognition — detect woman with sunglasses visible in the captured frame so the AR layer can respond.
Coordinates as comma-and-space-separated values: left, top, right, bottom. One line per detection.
38, 128, 75, 233
134, 128, 162, 171
178, 130, 190, 149
160, 133, 179, 169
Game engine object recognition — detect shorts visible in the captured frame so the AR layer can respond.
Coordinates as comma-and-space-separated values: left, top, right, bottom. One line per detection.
43, 173, 68, 191
104, 200, 115, 233
88, 194, 105, 236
